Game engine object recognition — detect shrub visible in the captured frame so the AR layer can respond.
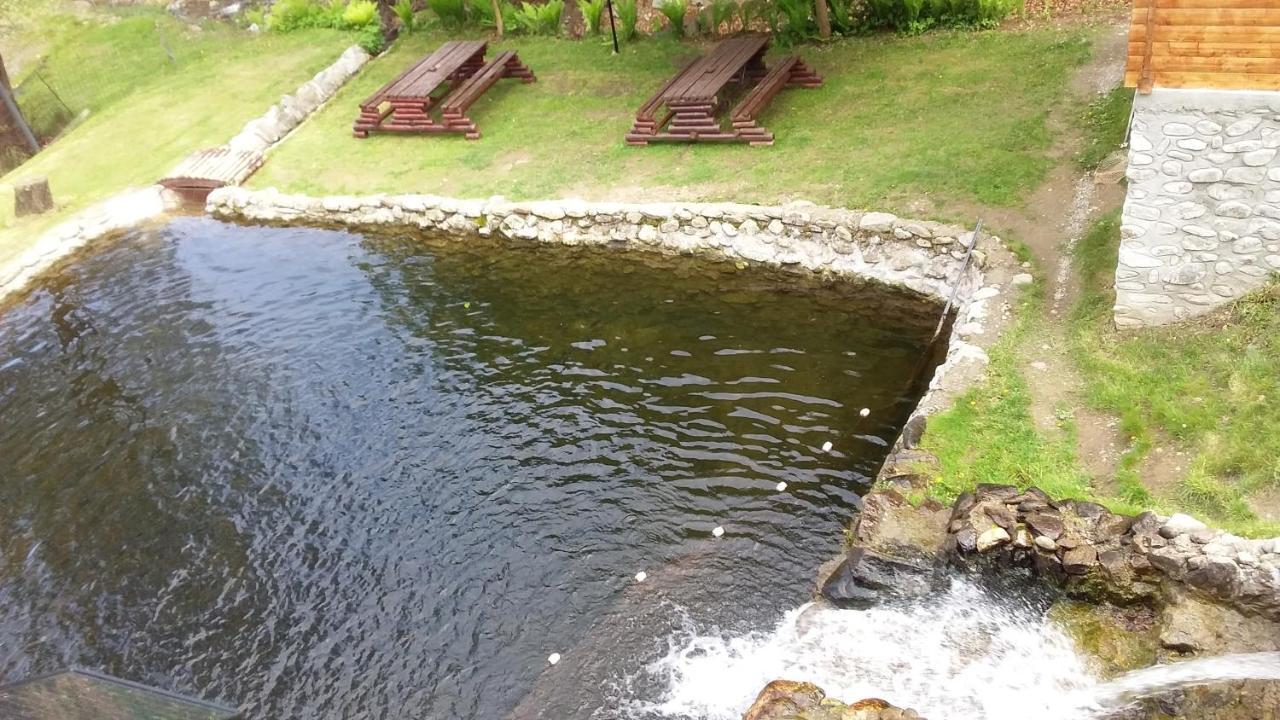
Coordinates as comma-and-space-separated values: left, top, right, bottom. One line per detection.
580, 0, 608, 34
512, 0, 564, 34
736, 0, 762, 32
700, 0, 734, 34
342, 0, 378, 27
471, 0, 519, 29
615, 0, 638, 39
859, 0, 1024, 32
429, 0, 471, 28
655, 0, 687, 36
355, 23, 387, 53
393, 0, 419, 31
767, 0, 815, 44
827, 0, 856, 34
267, 0, 335, 31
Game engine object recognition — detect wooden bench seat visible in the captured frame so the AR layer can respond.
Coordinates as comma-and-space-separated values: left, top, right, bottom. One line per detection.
438, 50, 536, 140
729, 56, 799, 146
353, 41, 495, 137
625, 58, 700, 143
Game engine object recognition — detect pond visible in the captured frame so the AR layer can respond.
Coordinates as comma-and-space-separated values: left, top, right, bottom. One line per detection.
0, 217, 944, 719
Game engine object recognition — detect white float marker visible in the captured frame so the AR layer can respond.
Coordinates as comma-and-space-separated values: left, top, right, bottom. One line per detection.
776, 481, 788, 492
821, 441, 833, 452
547, 653, 561, 666
860, 407, 871, 417
634, 571, 647, 582
712, 526, 725, 538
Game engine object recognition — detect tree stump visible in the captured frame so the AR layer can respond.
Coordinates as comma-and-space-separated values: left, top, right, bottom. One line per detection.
14, 176, 53, 217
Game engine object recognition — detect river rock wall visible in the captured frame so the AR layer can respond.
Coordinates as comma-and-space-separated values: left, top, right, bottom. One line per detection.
1117, 88, 1280, 327
206, 187, 1005, 303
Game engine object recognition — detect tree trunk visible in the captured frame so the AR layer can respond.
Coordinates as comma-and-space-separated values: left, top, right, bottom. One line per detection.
492, 0, 505, 37
376, 0, 400, 44
814, 0, 831, 40
14, 177, 53, 217
0, 51, 40, 156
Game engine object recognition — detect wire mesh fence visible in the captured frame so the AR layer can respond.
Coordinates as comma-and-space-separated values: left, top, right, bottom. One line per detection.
1, 12, 189, 174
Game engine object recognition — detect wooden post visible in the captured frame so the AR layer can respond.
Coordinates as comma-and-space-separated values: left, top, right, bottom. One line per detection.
14, 176, 54, 217
1137, 0, 1157, 94
814, 0, 830, 41
0, 51, 40, 156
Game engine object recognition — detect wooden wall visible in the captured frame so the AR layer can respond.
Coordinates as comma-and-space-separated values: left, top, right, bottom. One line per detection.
1126, 0, 1280, 92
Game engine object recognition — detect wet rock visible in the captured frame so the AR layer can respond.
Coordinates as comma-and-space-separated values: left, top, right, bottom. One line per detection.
820, 546, 941, 609
820, 489, 951, 608
1161, 513, 1208, 538
976, 526, 1011, 552
742, 680, 826, 720
1026, 512, 1064, 540
1062, 546, 1099, 575
1185, 559, 1239, 596
742, 682, 928, 720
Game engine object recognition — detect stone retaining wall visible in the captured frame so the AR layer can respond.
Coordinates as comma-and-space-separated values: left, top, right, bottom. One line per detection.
207, 187, 996, 302
0, 186, 174, 304
1117, 88, 1280, 327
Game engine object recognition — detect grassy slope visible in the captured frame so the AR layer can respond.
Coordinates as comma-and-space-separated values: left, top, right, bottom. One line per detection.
252, 27, 1091, 213
0, 10, 350, 270
921, 282, 1097, 506
1071, 213, 1280, 536
917, 82, 1279, 536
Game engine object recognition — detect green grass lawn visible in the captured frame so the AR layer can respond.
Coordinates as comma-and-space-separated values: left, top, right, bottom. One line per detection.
251, 27, 1093, 214
1070, 213, 1280, 536
0, 9, 351, 271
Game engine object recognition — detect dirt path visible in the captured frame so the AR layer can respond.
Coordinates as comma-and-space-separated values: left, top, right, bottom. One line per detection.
977, 24, 1134, 493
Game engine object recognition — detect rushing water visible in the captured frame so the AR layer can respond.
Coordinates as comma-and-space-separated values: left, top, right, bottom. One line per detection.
0, 217, 945, 719
631, 579, 1280, 720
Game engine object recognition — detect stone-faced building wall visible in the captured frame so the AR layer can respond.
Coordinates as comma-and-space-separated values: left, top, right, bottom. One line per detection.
1117, 89, 1280, 327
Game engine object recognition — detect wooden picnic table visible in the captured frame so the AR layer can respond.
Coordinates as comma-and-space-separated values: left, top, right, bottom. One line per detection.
626, 35, 822, 146
353, 40, 535, 140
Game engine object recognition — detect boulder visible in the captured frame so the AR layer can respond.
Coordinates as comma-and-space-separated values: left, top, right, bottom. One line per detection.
742, 681, 926, 720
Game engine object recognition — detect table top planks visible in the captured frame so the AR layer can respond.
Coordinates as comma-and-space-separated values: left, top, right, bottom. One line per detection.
362, 40, 487, 107
662, 35, 770, 104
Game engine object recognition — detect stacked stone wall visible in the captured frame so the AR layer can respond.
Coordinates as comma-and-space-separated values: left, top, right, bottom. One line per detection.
1117, 88, 1280, 327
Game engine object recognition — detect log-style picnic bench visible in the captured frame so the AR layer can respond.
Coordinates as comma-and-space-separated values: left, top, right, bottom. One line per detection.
353, 40, 535, 140
625, 35, 821, 146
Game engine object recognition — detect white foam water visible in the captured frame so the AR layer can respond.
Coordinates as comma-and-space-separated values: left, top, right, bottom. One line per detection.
1081, 652, 1280, 714
621, 580, 1099, 720
620, 580, 1280, 720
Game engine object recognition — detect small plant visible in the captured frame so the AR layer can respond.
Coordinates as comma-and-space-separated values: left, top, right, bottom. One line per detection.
393, 0, 419, 31
615, 0, 638, 40
700, 0, 734, 34
735, 0, 761, 32
580, 0, 608, 34
430, 0, 471, 28
355, 23, 387, 53
826, 0, 856, 34
343, 0, 378, 27
656, 0, 687, 36
767, 0, 816, 44
471, 0, 519, 29
244, 6, 267, 28
512, 0, 564, 34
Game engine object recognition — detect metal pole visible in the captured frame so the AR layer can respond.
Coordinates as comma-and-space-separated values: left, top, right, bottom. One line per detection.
606, 0, 620, 54
0, 83, 39, 156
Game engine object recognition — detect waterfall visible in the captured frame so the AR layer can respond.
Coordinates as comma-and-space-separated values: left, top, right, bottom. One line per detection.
618, 580, 1280, 720
1078, 651, 1280, 714
619, 579, 1096, 720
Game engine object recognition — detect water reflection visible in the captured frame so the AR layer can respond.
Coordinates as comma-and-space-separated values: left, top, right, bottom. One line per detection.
0, 218, 942, 719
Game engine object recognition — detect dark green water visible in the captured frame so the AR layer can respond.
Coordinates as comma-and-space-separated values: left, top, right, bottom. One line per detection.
0, 217, 942, 719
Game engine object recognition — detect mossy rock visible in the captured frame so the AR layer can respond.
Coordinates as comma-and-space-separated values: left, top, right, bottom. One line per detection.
1047, 599, 1160, 678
